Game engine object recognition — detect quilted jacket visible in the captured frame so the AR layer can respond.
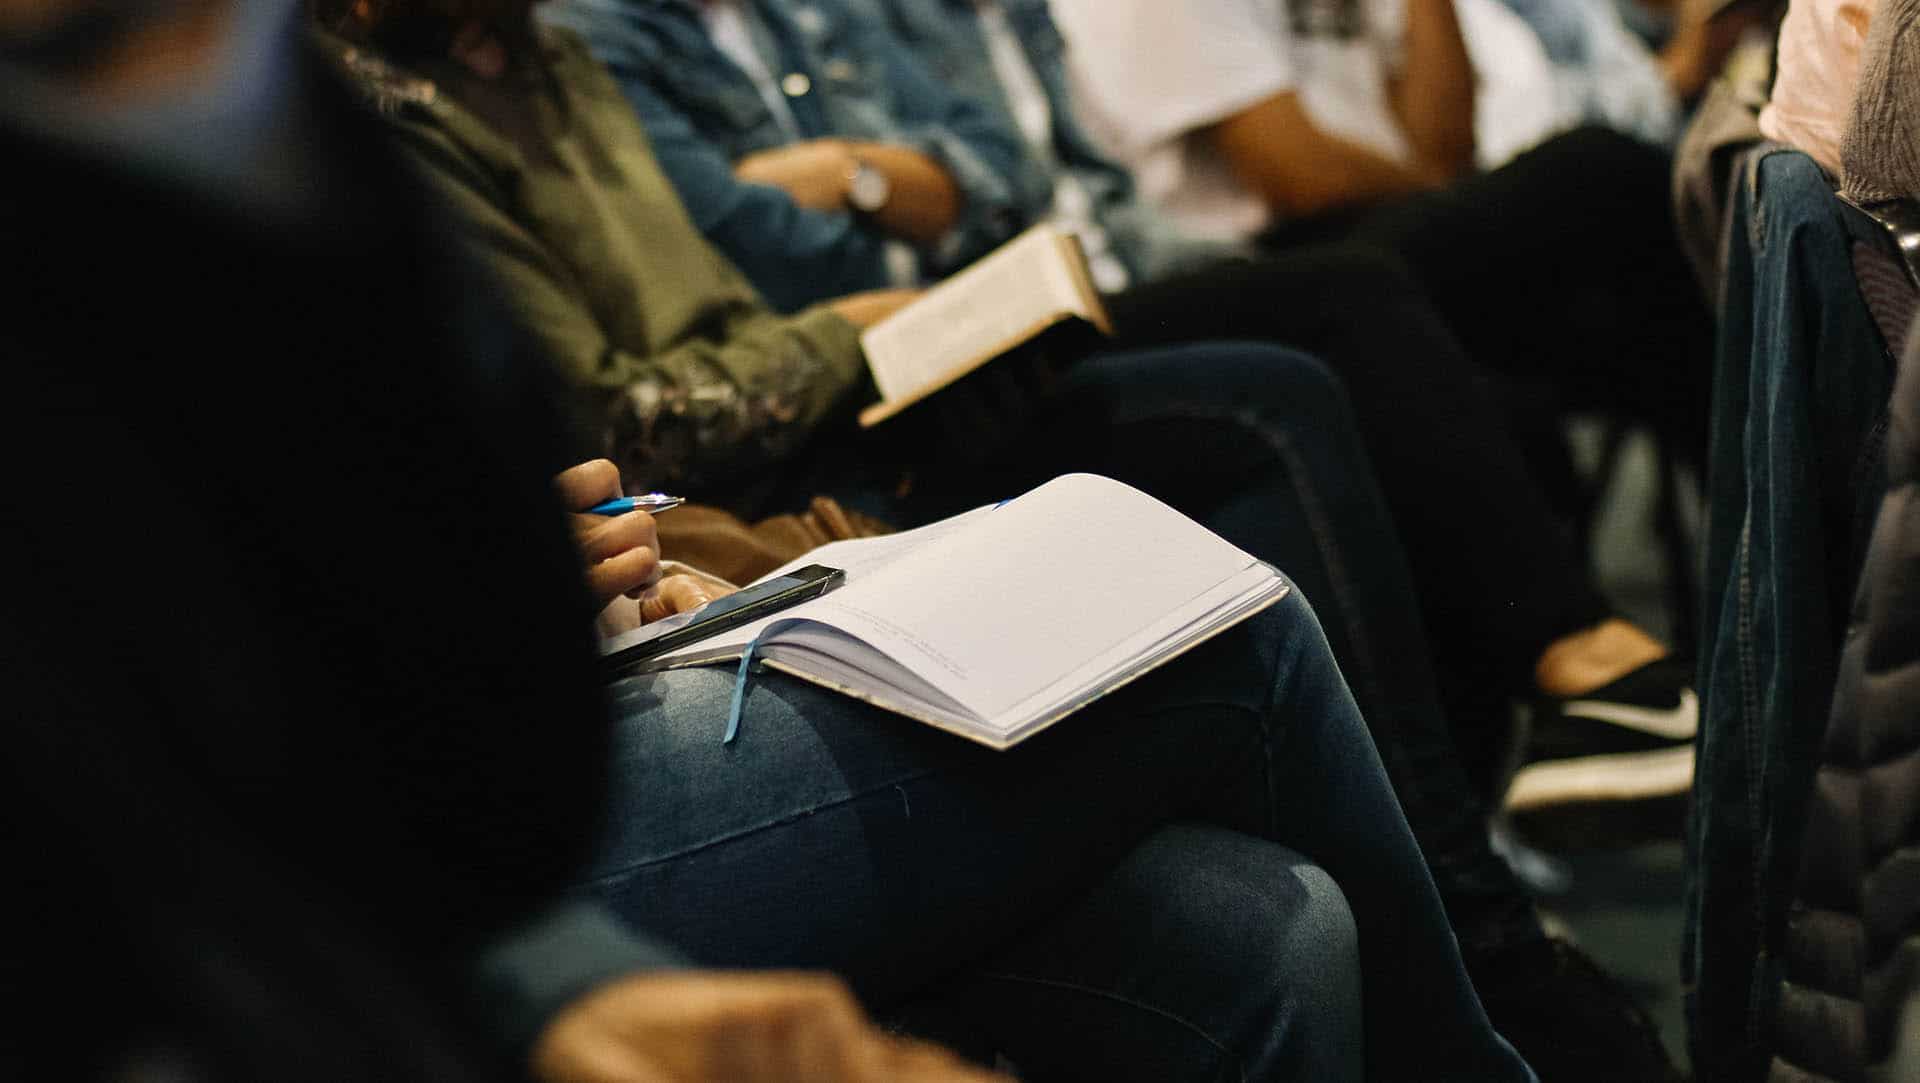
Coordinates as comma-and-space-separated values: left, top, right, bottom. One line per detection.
1770, 318, 1920, 1081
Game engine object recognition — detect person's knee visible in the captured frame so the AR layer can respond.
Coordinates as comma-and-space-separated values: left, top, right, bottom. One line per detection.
1126, 826, 1363, 1077
1279, 859, 1360, 978
1193, 342, 1357, 434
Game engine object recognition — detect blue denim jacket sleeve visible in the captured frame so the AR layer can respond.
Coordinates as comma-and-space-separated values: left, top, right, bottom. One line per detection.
543, 0, 899, 313
825, 2, 1032, 272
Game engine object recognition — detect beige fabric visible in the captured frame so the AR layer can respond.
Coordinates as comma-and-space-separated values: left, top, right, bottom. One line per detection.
1839, 0, 1920, 202
1759, 0, 1875, 174
1671, 42, 1774, 300
653, 497, 895, 585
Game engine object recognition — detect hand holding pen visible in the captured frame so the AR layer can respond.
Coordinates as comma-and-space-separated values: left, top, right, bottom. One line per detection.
554, 461, 683, 606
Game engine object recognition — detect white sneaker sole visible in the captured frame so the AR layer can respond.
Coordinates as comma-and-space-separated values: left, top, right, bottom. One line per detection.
1504, 744, 1695, 812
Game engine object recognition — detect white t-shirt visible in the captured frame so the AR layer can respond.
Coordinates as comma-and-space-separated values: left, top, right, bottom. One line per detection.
1049, 0, 1564, 240
1050, 0, 1412, 242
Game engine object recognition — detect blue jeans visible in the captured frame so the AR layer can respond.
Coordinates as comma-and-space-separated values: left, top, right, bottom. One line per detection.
907, 343, 1548, 965
737, 342, 1548, 970
582, 591, 1532, 1082
1688, 147, 1898, 1080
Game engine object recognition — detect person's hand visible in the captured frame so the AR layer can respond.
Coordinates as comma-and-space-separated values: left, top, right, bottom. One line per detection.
533, 972, 1010, 1083
734, 139, 860, 211
555, 460, 661, 608
637, 574, 726, 624
827, 288, 924, 329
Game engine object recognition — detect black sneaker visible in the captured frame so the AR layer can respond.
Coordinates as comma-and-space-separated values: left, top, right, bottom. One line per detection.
1508, 657, 1697, 816
1472, 936, 1684, 1082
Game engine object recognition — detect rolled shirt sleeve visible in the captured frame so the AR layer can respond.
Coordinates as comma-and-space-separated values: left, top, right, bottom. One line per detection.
849, 8, 1036, 273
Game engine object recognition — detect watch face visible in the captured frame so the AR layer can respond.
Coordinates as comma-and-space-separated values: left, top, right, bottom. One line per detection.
849, 162, 891, 213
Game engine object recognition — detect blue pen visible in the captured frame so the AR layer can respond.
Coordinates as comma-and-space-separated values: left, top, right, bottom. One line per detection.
588, 493, 687, 516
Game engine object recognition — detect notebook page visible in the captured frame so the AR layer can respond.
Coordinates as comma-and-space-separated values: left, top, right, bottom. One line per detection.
990, 566, 1285, 741
790, 474, 1263, 720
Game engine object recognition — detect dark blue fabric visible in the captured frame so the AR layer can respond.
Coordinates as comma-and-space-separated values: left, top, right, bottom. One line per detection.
860, 0, 1187, 279
1687, 146, 1898, 1081
540, 0, 1032, 310
586, 587, 1534, 1082
708, 342, 1552, 974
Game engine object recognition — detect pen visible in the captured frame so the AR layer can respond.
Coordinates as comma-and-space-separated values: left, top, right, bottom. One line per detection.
588, 493, 686, 516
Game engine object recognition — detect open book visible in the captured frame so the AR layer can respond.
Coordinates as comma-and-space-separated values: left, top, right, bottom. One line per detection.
858, 224, 1113, 427
599, 475, 1288, 749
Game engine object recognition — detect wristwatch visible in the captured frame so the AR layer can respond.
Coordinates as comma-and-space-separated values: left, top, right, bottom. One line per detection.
845, 157, 892, 214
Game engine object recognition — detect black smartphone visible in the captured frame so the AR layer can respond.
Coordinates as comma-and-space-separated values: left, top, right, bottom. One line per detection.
601, 564, 845, 673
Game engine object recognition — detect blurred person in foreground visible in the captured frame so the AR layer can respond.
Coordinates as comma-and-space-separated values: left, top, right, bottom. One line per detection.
0, 2, 990, 1080
1, 2, 1533, 1081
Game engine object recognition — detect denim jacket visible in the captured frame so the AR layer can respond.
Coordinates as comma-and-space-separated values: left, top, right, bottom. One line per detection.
1688, 146, 1899, 1081
862, 0, 1234, 282
541, 0, 1032, 312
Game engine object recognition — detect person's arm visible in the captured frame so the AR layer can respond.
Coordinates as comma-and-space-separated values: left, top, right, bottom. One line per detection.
731, 137, 960, 246
855, 10, 1034, 270
574, 40, 900, 311
1207, 90, 1448, 219
389, 127, 868, 492
1388, 0, 1477, 179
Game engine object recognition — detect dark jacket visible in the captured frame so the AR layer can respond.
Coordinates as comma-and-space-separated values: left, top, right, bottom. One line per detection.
1769, 320, 1920, 1082
325, 27, 867, 496
0, 45, 673, 1081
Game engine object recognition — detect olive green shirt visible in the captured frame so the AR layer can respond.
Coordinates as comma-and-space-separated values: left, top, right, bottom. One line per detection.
326, 28, 867, 491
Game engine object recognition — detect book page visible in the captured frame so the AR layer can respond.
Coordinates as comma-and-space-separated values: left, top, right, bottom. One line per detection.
860, 224, 1094, 403
788, 474, 1265, 721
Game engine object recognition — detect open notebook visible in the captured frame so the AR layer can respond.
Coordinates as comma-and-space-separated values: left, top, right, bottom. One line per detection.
599, 475, 1288, 749
858, 224, 1112, 427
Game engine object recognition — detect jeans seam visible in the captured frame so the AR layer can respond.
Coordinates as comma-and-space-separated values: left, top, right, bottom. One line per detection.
971, 971, 1249, 1083
1734, 512, 1768, 1048
577, 766, 945, 887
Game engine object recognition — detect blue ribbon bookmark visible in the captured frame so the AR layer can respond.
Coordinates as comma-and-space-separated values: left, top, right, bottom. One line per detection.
723, 638, 760, 744
722, 618, 807, 745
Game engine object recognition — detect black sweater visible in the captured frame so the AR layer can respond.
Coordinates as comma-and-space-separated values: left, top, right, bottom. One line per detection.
0, 51, 670, 1082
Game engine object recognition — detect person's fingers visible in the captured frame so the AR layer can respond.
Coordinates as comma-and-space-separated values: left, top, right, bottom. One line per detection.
576, 510, 658, 564
554, 459, 622, 510
639, 575, 713, 622
586, 545, 660, 603
529, 1013, 679, 1083
773, 976, 885, 1083
534, 1034, 677, 1083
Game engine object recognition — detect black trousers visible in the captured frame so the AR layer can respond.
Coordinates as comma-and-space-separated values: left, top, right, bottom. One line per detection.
1108, 245, 1611, 786
1325, 126, 1714, 456
1108, 127, 1714, 779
